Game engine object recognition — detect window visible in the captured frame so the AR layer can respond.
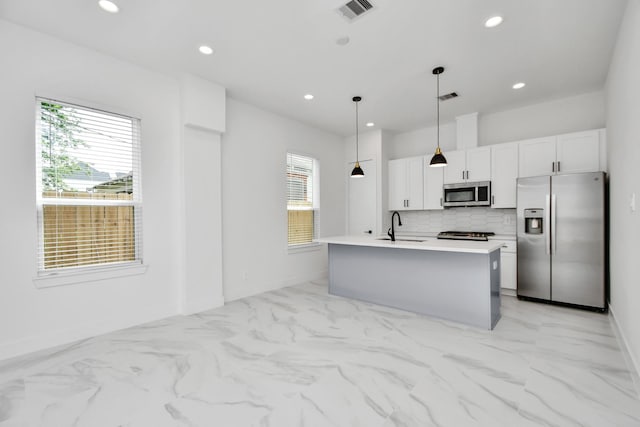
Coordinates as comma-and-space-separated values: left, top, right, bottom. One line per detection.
286, 152, 319, 247
35, 98, 142, 274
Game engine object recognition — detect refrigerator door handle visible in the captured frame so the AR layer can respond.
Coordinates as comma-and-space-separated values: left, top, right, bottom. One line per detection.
545, 194, 551, 255
551, 194, 557, 254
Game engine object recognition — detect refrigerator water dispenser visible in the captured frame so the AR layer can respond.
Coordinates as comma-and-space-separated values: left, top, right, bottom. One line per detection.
524, 209, 543, 234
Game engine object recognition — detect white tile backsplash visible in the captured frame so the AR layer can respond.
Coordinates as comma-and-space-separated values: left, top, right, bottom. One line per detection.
389, 208, 516, 236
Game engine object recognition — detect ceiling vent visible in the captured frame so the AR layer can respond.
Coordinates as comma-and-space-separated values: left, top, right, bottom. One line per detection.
438, 92, 458, 101
338, 0, 374, 21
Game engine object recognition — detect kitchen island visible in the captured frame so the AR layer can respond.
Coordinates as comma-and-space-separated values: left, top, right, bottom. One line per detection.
316, 235, 503, 330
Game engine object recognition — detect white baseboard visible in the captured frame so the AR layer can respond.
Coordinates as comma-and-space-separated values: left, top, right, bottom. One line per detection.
501, 288, 517, 297
182, 295, 225, 315
283, 270, 327, 288
225, 270, 328, 302
0, 302, 176, 362
609, 303, 640, 398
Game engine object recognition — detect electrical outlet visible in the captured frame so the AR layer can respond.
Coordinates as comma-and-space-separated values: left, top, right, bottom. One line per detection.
503, 215, 512, 225
242, 271, 248, 281
631, 193, 636, 213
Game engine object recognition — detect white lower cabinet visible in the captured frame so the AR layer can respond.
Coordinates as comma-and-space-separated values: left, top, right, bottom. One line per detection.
494, 239, 517, 292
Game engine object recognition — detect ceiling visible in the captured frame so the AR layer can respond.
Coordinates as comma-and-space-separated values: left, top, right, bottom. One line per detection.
0, 0, 627, 136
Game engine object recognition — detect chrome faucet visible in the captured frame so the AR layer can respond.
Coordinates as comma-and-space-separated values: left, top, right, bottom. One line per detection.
388, 211, 402, 241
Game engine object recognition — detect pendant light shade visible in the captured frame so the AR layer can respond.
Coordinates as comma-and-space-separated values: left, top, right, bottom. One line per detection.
429, 147, 447, 167
351, 96, 365, 178
429, 66, 448, 168
351, 161, 364, 177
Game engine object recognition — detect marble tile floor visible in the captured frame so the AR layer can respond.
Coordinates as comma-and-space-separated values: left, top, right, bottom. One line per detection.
1, 279, 639, 427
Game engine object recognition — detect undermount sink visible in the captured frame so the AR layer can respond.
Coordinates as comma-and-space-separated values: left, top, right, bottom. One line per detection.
376, 237, 426, 242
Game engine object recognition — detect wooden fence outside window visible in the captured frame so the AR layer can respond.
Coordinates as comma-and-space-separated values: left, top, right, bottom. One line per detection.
42, 191, 135, 269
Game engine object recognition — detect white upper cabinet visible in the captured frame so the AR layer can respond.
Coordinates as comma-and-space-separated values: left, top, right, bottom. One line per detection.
466, 147, 491, 182
491, 142, 519, 208
556, 130, 603, 174
388, 156, 424, 211
518, 136, 557, 178
443, 147, 491, 184
424, 164, 444, 210
518, 129, 605, 178
443, 150, 466, 184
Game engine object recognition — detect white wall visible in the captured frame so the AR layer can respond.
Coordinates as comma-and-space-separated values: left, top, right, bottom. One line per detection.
221, 99, 345, 301
389, 123, 456, 160
179, 75, 226, 315
479, 90, 605, 145
0, 20, 182, 359
605, 0, 640, 385
182, 127, 224, 314
388, 91, 605, 160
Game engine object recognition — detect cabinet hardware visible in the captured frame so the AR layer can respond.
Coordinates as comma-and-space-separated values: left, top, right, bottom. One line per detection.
552, 162, 555, 172
462, 171, 465, 180
440, 197, 443, 206
557, 161, 561, 172
407, 199, 410, 208
364, 230, 372, 234
492, 195, 495, 205
466, 171, 469, 180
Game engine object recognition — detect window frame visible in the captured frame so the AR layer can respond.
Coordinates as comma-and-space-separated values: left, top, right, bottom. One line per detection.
286, 151, 321, 253
33, 96, 146, 286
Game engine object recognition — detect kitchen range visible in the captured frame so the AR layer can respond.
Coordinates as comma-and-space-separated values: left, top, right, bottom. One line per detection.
437, 231, 496, 241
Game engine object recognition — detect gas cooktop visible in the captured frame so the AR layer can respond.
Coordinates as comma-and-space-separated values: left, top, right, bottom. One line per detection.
437, 231, 495, 241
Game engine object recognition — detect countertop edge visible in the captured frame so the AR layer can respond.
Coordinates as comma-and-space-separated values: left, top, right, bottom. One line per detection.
315, 236, 503, 254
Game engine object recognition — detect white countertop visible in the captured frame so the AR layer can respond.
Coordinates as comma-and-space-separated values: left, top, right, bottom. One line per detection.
315, 235, 504, 254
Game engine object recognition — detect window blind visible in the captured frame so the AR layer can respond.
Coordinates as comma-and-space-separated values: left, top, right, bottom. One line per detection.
287, 152, 318, 246
35, 98, 143, 273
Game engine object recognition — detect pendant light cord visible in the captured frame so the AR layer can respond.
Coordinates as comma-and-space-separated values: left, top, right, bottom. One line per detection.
436, 72, 440, 150
355, 100, 359, 162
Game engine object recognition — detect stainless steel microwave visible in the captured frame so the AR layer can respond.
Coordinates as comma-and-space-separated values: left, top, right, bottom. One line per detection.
443, 181, 491, 207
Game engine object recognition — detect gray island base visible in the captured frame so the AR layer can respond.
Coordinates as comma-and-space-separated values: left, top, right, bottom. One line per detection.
326, 242, 501, 330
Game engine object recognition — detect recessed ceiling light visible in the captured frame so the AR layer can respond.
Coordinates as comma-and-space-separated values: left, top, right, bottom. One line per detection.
484, 16, 503, 28
336, 36, 350, 46
366, 122, 374, 127
199, 45, 214, 55
98, 0, 119, 13
304, 94, 314, 100
512, 82, 526, 89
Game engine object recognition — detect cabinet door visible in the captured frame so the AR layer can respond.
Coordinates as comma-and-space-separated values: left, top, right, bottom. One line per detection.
443, 150, 467, 184
491, 143, 518, 208
388, 159, 406, 210
466, 147, 491, 181
556, 130, 601, 174
405, 156, 424, 210
424, 164, 444, 210
518, 137, 557, 178
501, 252, 517, 290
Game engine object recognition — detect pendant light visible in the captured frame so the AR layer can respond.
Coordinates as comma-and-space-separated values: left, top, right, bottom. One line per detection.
351, 96, 365, 178
429, 66, 448, 167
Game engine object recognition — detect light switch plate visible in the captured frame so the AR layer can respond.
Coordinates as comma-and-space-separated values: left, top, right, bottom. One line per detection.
631, 193, 636, 212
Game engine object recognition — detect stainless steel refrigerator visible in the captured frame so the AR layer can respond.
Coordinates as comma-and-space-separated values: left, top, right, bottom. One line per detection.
516, 172, 606, 310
